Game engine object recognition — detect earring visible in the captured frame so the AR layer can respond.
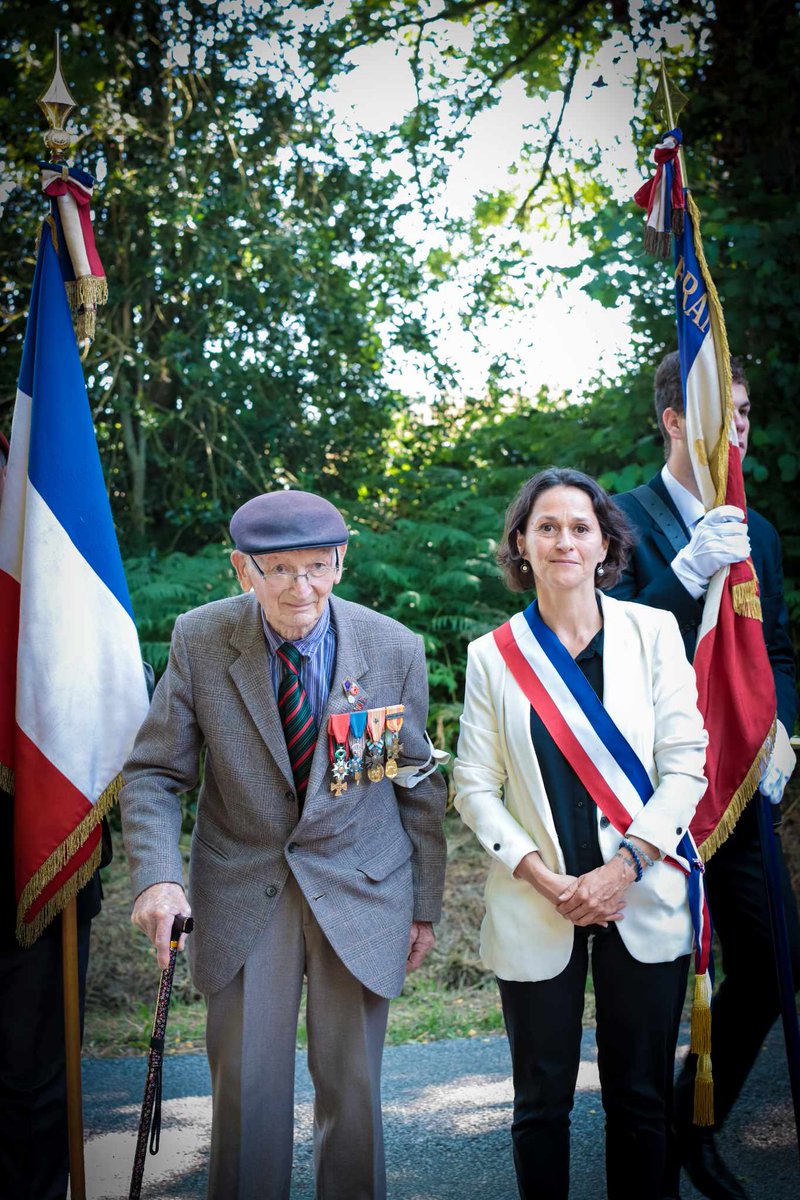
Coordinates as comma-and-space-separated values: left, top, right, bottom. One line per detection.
596, 562, 605, 578
520, 560, 530, 573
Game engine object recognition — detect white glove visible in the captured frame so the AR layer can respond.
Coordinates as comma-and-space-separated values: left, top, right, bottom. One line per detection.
761, 720, 797, 804
671, 505, 751, 598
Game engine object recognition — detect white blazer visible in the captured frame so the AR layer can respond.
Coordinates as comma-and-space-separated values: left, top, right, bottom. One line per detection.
453, 593, 708, 982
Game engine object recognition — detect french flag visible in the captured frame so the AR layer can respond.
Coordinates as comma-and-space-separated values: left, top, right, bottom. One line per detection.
0, 228, 148, 946
672, 189, 777, 858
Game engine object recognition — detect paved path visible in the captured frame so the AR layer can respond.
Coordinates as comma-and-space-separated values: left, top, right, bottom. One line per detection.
82, 1025, 798, 1198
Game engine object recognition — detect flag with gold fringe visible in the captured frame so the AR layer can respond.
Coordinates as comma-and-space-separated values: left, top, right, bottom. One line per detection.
634, 127, 777, 1125
39, 160, 107, 342
0, 226, 148, 946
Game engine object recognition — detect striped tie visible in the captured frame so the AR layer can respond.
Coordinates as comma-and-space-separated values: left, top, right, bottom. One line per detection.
277, 642, 317, 803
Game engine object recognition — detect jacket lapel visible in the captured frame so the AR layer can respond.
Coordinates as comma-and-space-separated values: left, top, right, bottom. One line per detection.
599, 592, 651, 777
228, 595, 295, 793
304, 595, 369, 806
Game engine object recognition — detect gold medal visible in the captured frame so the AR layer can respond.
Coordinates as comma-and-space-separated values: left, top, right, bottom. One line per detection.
365, 707, 387, 784
384, 705, 405, 776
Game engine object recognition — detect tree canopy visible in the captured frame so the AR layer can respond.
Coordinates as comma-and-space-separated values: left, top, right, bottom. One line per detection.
1, 0, 797, 728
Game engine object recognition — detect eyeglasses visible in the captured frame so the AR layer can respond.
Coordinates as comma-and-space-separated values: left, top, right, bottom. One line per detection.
249, 556, 339, 585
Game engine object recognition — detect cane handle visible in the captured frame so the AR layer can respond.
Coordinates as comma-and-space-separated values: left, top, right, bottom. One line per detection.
170, 914, 194, 941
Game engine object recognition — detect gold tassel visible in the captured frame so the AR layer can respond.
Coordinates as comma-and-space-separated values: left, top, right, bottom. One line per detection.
693, 1052, 715, 1126
74, 308, 97, 344
690, 971, 712, 1054
65, 275, 108, 310
0, 762, 15, 794
699, 719, 776, 861
65, 276, 107, 344
644, 225, 672, 257
731, 578, 763, 620
15, 771, 122, 947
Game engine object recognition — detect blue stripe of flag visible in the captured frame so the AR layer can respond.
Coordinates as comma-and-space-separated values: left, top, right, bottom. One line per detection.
19, 229, 134, 619
523, 601, 654, 803
672, 191, 709, 404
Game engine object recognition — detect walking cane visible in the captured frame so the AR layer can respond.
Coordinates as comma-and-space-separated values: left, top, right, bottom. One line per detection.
129, 914, 194, 1200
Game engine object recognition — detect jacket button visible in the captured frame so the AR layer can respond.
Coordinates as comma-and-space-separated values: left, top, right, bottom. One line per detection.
599, 815, 610, 828
284, 789, 295, 802
493, 843, 501, 851
676, 826, 683, 835
265, 885, 278, 898
287, 842, 298, 854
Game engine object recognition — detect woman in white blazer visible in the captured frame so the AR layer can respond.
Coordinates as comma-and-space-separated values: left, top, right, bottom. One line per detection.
454, 467, 708, 1200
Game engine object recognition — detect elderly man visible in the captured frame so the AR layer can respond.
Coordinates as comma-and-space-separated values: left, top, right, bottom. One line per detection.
120, 490, 447, 1200
611, 352, 799, 1200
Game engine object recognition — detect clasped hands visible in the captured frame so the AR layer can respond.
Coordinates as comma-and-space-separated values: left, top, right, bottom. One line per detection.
515, 851, 632, 927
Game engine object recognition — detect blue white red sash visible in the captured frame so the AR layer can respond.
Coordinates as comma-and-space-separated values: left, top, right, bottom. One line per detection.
493, 601, 712, 982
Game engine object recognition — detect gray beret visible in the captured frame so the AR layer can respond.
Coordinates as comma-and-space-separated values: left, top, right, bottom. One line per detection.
230, 490, 349, 554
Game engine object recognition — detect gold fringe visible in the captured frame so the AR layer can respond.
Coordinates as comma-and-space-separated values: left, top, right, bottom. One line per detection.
644, 225, 672, 257
686, 193, 732, 507
0, 762, 15, 794
699, 719, 776, 861
732, 577, 763, 620
693, 1052, 715, 1126
15, 772, 122, 947
65, 275, 108, 310
690, 972, 712, 1054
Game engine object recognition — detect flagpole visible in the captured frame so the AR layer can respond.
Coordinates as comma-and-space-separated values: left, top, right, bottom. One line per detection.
658, 52, 688, 189
656, 54, 800, 1157
39, 35, 88, 1199
62, 897, 87, 1200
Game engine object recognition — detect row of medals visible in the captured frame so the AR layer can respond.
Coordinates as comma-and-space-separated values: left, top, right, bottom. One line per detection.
328, 707, 404, 794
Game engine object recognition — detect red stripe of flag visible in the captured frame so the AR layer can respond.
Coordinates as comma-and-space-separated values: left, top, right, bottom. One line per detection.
13, 728, 97, 915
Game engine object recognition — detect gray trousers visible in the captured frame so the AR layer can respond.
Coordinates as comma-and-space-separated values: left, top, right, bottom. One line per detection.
205, 873, 390, 1200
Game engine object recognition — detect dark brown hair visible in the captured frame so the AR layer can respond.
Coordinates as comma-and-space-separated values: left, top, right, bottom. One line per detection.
497, 467, 634, 592
654, 350, 749, 456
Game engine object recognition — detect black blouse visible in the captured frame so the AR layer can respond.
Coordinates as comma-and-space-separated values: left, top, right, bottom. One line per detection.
528, 627, 606, 878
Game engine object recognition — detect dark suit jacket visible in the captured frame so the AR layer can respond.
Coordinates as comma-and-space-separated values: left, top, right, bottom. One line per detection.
611, 472, 797, 734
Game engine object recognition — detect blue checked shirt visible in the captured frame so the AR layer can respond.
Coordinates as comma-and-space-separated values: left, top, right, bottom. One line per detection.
261, 603, 337, 726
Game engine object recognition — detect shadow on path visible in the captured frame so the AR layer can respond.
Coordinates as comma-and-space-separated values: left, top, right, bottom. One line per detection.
82, 1024, 798, 1198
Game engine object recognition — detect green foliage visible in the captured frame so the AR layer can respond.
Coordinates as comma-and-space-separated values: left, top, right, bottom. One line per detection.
0, 0, 443, 550
2, 1, 798, 716
125, 544, 238, 673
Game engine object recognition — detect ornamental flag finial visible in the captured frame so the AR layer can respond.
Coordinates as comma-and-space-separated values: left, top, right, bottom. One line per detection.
37, 32, 77, 160
36, 33, 108, 342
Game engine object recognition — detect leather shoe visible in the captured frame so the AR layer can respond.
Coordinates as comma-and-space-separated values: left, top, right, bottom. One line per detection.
677, 1127, 750, 1199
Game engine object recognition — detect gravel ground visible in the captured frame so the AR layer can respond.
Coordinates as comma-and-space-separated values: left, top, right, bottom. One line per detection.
80, 1022, 799, 1199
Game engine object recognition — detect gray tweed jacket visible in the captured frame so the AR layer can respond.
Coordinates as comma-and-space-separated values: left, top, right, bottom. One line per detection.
120, 593, 447, 998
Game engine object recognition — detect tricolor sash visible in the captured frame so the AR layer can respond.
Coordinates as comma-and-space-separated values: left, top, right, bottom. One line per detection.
494, 601, 715, 1122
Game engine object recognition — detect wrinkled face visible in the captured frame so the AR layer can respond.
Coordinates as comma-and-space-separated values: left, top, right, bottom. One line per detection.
517, 486, 608, 598
732, 382, 751, 459
231, 545, 345, 640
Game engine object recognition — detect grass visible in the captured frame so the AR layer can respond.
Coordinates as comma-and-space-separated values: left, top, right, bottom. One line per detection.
84, 786, 800, 1059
